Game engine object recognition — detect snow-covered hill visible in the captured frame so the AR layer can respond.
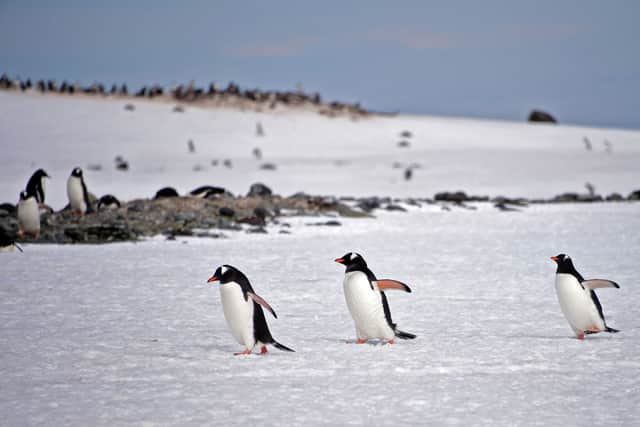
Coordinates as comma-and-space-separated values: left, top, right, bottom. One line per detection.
1, 91, 639, 209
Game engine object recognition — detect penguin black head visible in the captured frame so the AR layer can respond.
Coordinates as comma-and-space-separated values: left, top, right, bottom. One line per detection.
19, 190, 30, 201
550, 253, 571, 265
207, 264, 244, 284
334, 252, 367, 268
550, 253, 581, 277
31, 169, 50, 181
71, 167, 83, 178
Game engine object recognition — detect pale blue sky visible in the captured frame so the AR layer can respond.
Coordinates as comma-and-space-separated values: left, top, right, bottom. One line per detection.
1, 1, 639, 128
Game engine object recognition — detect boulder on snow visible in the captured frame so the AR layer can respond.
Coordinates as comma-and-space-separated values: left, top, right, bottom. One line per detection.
247, 183, 272, 197
528, 110, 557, 124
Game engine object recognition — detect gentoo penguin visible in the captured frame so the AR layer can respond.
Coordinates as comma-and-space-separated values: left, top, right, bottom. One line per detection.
189, 185, 226, 198
551, 254, 620, 340
207, 265, 294, 355
25, 169, 49, 204
97, 194, 121, 211
67, 167, 92, 215
335, 252, 416, 344
17, 190, 40, 238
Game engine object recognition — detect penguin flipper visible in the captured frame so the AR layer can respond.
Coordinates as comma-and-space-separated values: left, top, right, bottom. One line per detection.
583, 279, 620, 290
272, 341, 295, 352
605, 326, 620, 333
248, 292, 277, 318
374, 279, 412, 293
394, 329, 417, 340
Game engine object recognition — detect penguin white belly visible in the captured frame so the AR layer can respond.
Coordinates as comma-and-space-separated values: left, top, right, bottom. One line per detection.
67, 177, 87, 213
343, 271, 394, 340
18, 198, 40, 233
555, 274, 604, 333
219, 282, 255, 348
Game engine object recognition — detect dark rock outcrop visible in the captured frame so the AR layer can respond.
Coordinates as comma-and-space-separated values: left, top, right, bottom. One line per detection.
528, 110, 557, 124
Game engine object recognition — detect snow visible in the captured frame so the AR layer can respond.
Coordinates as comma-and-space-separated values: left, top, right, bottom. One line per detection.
1, 92, 640, 425
1, 91, 640, 209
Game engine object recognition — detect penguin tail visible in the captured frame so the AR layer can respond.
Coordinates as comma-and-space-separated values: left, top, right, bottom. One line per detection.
273, 341, 295, 352
394, 329, 417, 340
605, 326, 620, 333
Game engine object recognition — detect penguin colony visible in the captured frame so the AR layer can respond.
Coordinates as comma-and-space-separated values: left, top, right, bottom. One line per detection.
10, 169, 622, 354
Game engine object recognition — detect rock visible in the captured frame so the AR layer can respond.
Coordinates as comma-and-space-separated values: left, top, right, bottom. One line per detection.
552, 193, 579, 202
246, 226, 267, 234
528, 110, 557, 123
260, 163, 277, 171
154, 187, 179, 199
628, 190, 640, 200
400, 130, 412, 138
223, 159, 233, 168
173, 105, 185, 113
356, 197, 380, 212
218, 207, 235, 217
385, 204, 407, 212
492, 196, 529, 206
434, 191, 469, 203
0, 203, 17, 216
494, 202, 520, 212
606, 193, 624, 201
124, 103, 135, 111
397, 140, 410, 148
247, 183, 272, 197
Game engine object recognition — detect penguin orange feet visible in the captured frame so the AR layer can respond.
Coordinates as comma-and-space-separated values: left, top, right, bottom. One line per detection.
577, 334, 585, 340
234, 349, 252, 356
357, 339, 366, 344
387, 339, 395, 345
260, 346, 268, 355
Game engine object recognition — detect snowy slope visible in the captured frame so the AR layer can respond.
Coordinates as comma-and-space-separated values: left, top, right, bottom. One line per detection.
1, 91, 639, 209
1, 204, 639, 425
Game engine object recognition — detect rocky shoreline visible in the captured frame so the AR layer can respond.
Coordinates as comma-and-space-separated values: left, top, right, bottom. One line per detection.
1, 187, 639, 245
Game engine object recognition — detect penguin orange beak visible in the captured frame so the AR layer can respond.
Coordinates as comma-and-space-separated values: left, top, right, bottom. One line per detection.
207, 275, 218, 283
334, 258, 345, 264
550, 256, 559, 262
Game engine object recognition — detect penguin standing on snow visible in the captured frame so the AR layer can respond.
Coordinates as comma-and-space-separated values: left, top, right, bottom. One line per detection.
17, 190, 40, 239
207, 265, 295, 355
551, 254, 620, 340
67, 167, 92, 215
25, 169, 50, 204
335, 252, 416, 344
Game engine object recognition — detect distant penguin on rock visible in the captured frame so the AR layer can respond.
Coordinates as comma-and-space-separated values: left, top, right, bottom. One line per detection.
154, 187, 179, 199
67, 167, 92, 215
551, 254, 620, 340
17, 190, 40, 239
25, 169, 50, 204
207, 265, 295, 355
97, 195, 121, 211
190, 186, 226, 198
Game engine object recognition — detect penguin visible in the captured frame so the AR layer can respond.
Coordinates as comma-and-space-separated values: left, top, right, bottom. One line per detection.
66, 167, 92, 215
551, 254, 620, 340
207, 265, 294, 355
154, 187, 179, 199
17, 190, 40, 239
335, 252, 416, 344
97, 194, 121, 211
25, 169, 49, 204
189, 186, 226, 198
